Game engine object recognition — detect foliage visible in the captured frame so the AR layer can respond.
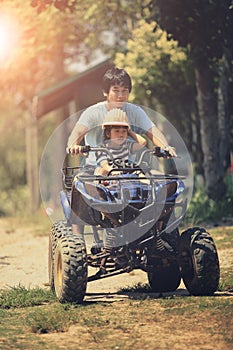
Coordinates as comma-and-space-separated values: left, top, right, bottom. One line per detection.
0, 96, 57, 216
152, 0, 233, 66
151, 0, 233, 201
30, 0, 77, 13
0, 0, 93, 106
0, 98, 27, 191
115, 20, 189, 103
184, 185, 233, 225
0, 0, 232, 206
114, 19, 196, 149
29, 0, 148, 43
0, 0, 150, 103
0, 186, 30, 217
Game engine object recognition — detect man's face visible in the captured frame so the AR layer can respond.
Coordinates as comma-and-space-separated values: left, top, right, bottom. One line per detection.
106, 85, 130, 109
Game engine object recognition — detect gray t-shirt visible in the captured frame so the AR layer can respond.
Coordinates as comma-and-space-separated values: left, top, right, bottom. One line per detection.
76, 101, 154, 165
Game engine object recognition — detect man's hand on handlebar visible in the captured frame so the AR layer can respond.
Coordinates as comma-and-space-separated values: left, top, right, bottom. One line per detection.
66, 145, 90, 157
161, 145, 177, 158
153, 146, 177, 158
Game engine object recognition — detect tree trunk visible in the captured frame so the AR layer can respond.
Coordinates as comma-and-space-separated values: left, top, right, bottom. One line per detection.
218, 49, 231, 171
26, 105, 40, 213
194, 64, 226, 200
53, 42, 69, 208
191, 107, 204, 177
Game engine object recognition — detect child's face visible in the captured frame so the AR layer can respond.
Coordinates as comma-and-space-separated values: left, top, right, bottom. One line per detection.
106, 85, 130, 108
109, 126, 128, 146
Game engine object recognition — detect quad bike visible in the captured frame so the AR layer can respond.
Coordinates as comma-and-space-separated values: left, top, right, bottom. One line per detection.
49, 146, 220, 303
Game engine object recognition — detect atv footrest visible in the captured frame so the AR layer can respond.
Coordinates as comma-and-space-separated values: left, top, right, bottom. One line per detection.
88, 266, 131, 282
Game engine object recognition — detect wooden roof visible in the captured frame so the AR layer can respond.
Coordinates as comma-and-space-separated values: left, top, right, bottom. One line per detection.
33, 59, 113, 119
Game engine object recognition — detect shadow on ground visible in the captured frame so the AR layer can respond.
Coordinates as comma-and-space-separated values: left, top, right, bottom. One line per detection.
84, 288, 233, 303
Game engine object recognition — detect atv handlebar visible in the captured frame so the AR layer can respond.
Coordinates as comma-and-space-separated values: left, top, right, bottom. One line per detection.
68, 145, 184, 180
80, 145, 171, 158
78, 145, 174, 171
80, 145, 114, 160
67, 145, 172, 159
152, 146, 171, 158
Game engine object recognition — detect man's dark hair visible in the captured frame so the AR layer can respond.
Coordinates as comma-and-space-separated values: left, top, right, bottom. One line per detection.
102, 67, 132, 93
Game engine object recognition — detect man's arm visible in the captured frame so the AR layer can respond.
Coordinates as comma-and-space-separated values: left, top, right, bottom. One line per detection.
146, 126, 177, 157
67, 124, 88, 155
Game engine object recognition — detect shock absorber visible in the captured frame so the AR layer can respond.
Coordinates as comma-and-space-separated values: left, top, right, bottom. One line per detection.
156, 236, 165, 251
104, 229, 118, 252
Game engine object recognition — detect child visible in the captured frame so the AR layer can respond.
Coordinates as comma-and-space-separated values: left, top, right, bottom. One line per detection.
95, 108, 147, 177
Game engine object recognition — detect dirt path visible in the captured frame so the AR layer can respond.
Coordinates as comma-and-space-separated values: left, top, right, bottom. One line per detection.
0, 217, 232, 299
0, 218, 151, 296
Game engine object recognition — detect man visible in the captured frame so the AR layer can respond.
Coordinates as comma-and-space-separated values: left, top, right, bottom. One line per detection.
67, 67, 176, 234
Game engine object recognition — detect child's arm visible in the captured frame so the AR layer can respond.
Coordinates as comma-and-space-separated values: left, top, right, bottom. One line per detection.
128, 129, 147, 152
97, 160, 113, 176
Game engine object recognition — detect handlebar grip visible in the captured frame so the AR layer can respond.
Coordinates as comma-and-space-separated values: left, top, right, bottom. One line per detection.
153, 146, 170, 158
80, 145, 91, 153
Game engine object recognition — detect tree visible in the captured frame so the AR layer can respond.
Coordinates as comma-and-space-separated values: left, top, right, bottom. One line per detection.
151, 0, 233, 200
0, 0, 150, 107
28, 0, 217, 183
114, 19, 201, 166
29, 0, 144, 48
1, 0, 232, 204
0, 1, 89, 106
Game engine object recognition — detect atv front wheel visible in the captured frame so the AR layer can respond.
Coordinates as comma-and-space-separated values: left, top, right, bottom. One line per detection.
49, 221, 72, 290
148, 259, 181, 293
54, 234, 88, 303
179, 227, 220, 296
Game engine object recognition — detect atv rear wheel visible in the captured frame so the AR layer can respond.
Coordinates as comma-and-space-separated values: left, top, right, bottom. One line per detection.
49, 221, 72, 290
179, 227, 220, 296
54, 234, 88, 303
148, 259, 181, 293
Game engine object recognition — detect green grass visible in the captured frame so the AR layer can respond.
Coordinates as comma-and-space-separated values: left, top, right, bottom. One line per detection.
0, 285, 232, 349
208, 226, 233, 292
0, 286, 56, 309
219, 266, 233, 292
209, 226, 233, 249
118, 282, 151, 294
26, 306, 73, 334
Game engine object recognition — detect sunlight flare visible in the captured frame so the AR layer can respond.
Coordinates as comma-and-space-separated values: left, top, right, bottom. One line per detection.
0, 14, 20, 63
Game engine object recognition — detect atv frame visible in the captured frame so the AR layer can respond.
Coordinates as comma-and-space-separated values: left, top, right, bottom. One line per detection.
49, 146, 220, 303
